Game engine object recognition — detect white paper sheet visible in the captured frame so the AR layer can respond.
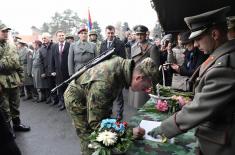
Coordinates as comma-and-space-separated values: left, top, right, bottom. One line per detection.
139, 120, 162, 142
139, 120, 175, 143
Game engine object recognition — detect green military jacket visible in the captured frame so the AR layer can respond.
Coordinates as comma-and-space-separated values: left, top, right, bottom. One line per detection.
159, 39, 235, 155
0, 42, 23, 88
65, 56, 134, 129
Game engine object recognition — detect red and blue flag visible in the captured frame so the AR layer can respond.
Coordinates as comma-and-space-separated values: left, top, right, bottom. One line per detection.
88, 9, 92, 31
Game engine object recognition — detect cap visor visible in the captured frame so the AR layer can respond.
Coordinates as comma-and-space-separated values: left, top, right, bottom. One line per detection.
1, 27, 11, 31
189, 28, 207, 39
135, 32, 146, 34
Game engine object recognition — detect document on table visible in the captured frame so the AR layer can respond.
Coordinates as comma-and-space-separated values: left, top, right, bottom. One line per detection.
139, 120, 162, 142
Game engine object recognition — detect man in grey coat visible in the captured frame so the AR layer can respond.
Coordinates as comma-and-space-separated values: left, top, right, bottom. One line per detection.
68, 27, 96, 76
17, 41, 34, 100
138, 6, 235, 155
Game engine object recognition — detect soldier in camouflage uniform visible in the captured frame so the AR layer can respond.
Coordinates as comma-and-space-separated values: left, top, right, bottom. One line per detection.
0, 23, 30, 133
64, 56, 159, 155
89, 29, 101, 55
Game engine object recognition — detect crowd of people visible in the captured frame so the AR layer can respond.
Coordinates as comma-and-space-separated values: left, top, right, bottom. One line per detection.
0, 5, 235, 155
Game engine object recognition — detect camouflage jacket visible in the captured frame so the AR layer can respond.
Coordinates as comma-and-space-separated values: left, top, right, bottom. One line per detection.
0, 42, 23, 88
65, 56, 134, 129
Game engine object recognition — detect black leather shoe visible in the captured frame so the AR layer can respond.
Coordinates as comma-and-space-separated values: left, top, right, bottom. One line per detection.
13, 124, 31, 132
59, 105, 66, 111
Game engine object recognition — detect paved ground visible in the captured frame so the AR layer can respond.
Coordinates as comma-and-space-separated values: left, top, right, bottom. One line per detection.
16, 90, 137, 155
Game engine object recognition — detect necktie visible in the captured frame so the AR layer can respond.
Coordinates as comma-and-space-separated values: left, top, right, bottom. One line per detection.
107, 41, 111, 49
59, 43, 63, 54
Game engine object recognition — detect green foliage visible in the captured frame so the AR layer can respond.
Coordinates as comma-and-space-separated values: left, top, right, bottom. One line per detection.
141, 85, 193, 114
39, 9, 103, 39
40, 9, 81, 35
158, 85, 193, 98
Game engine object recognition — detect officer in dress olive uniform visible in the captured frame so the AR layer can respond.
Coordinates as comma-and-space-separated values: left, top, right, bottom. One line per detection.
128, 25, 160, 108
142, 6, 235, 155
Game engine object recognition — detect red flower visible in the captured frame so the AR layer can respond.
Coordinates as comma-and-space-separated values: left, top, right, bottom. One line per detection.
123, 122, 128, 128
155, 100, 169, 112
116, 122, 120, 127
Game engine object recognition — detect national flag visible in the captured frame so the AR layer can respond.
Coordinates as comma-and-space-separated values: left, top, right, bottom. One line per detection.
88, 9, 92, 31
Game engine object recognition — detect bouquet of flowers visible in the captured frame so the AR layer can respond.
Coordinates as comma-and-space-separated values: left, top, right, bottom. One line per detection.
142, 84, 193, 114
88, 118, 133, 155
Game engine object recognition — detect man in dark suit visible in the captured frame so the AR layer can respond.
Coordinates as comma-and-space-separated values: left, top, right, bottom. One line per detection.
51, 30, 70, 111
100, 25, 126, 119
100, 25, 126, 58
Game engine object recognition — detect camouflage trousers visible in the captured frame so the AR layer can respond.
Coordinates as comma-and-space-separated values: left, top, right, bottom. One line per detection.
0, 87, 20, 123
64, 83, 93, 155
64, 81, 113, 155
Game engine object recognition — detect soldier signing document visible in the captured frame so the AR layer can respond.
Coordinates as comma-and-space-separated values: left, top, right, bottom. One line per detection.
64, 56, 159, 155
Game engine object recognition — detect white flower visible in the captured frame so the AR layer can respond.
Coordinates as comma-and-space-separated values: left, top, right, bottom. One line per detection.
96, 130, 117, 146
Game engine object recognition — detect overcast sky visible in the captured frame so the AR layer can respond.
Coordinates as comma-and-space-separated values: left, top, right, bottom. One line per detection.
0, 0, 158, 35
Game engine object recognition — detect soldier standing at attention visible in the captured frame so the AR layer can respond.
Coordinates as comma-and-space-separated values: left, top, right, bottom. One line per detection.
135, 6, 235, 155
64, 56, 159, 155
0, 23, 30, 135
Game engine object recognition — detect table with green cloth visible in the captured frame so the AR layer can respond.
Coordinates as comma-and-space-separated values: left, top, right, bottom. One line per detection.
126, 99, 196, 155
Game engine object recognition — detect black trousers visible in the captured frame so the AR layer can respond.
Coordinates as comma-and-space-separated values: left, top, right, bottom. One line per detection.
0, 109, 21, 155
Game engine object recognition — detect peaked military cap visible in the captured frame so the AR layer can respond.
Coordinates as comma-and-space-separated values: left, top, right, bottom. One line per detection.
134, 25, 148, 34
227, 16, 235, 30
184, 6, 230, 39
88, 29, 97, 36
18, 40, 27, 45
136, 57, 158, 81
15, 36, 22, 40
0, 23, 11, 31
